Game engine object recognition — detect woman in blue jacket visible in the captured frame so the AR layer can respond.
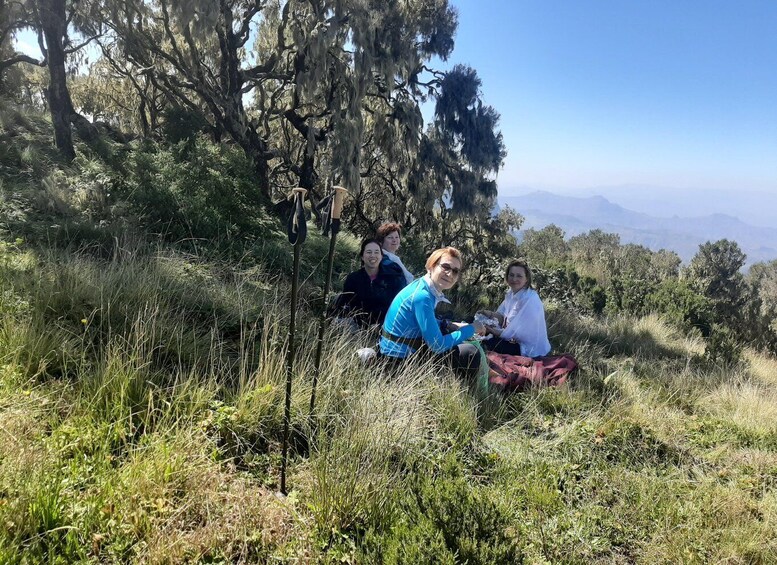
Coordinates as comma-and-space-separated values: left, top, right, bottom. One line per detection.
380, 246, 484, 376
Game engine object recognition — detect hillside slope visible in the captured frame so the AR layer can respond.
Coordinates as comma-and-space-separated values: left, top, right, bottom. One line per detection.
1, 107, 777, 563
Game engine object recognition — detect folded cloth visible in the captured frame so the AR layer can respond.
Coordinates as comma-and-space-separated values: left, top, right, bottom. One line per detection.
486, 352, 578, 392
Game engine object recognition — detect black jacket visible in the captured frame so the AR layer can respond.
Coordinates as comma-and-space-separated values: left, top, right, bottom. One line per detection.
335, 265, 405, 326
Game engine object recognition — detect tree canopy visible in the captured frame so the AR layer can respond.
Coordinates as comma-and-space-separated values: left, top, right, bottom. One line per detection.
2, 0, 508, 241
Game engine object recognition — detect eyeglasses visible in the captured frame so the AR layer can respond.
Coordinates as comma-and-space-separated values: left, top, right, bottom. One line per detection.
439, 262, 461, 276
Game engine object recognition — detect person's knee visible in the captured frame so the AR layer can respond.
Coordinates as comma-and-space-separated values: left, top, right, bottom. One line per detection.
456, 343, 480, 369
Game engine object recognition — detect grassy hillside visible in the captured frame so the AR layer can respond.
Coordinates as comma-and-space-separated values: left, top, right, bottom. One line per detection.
1, 105, 776, 563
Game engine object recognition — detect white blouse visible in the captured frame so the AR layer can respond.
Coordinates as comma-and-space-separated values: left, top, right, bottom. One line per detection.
496, 288, 551, 357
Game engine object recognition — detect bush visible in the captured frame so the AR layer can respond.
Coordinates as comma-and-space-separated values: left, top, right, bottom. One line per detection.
360, 456, 522, 564
704, 324, 743, 367
606, 275, 657, 317
647, 278, 714, 336
160, 106, 211, 144
119, 138, 272, 245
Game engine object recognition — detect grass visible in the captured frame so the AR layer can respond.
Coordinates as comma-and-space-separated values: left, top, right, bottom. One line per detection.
2, 102, 777, 563
4, 240, 774, 562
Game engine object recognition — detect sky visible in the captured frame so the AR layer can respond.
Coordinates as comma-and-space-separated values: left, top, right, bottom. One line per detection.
438, 0, 777, 196
13, 2, 777, 201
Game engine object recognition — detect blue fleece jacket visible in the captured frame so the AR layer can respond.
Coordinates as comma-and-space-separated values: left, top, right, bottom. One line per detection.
380, 276, 475, 358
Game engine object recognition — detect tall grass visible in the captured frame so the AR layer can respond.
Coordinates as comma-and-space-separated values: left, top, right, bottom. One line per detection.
1, 231, 777, 561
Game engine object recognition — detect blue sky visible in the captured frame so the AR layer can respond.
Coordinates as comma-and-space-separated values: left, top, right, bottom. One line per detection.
14, 2, 777, 200
440, 0, 777, 196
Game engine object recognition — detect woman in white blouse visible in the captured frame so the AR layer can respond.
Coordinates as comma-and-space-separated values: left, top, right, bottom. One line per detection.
479, 259, 551, 358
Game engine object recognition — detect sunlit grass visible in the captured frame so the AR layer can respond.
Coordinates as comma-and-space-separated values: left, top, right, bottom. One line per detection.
745, 347, 777, 386
699, 380, 777, 437
1, 228, 776, 562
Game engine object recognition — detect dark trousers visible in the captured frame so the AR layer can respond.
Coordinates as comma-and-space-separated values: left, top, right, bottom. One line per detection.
381, 343, 480, 378
444, 342, 480, 378
483, 338, 522, 356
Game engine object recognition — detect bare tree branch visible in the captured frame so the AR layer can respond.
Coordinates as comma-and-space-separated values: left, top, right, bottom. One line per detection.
64, 32, 101, 54
0, 52, 45, 70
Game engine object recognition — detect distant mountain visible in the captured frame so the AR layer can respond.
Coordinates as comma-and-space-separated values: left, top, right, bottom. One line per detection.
499, 191, 777, 267
505, 185, 777, 230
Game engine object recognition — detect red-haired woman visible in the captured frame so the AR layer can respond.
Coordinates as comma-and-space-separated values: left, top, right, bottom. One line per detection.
380, 247, 484, 376
376, 222, 414, 285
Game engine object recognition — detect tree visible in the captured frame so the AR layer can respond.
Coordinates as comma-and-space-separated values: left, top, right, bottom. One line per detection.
651, 248, 682, 280
685, 239, 747, 326
607, 244, 662, 315
519, 224, 568, 267
744, 260, 777, 353
69, 45, 168, 138
345, 62, 505, 237
39, 0, 76, 158
0, 0, 29, 96
568, 229, 621, 283
97, 0, 459, 205
748, 260, 777, 321
0, 0, 101, 159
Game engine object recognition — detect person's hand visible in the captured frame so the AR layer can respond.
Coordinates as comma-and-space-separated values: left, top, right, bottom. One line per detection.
487, 325, 503, 337
472, 320, 486, 335
448, 321, 467, 332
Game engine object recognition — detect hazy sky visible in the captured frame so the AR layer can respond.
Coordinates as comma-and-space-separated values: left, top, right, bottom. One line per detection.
440, 0, 777, 196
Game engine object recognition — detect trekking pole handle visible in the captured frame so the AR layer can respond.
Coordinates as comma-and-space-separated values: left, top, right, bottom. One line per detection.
289, 187, 308, 200
331, 186, 348, 220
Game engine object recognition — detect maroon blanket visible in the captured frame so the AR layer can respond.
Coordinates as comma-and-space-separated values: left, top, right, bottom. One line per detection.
487, 352, 578, 391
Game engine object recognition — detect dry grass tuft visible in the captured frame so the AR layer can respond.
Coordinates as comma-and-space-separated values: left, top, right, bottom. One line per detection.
122, 431, 302, 563
745, 348, 777, 386
699, 381, 777, 437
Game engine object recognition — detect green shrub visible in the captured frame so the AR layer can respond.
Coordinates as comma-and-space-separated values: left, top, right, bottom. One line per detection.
704, 324, 743, 367
119, 138, 271, 245
160, 106, 211, 144
576, 275, 607, 314
360, 456, 522, 564
606, 275, 657, 317
647, 278, 714, 336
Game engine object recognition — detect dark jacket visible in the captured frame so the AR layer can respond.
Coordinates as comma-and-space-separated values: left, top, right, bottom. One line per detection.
335, 265, 405, 327
380, 256, 407, 282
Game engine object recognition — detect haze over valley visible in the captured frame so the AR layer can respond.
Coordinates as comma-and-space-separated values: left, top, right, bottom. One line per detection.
500, 188, 777, 267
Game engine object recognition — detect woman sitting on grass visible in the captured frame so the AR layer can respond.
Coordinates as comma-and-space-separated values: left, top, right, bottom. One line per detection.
479, 259, 551, 358
380, 246, 485, 376
377, 222, 414, 285
333, 239, 406, 329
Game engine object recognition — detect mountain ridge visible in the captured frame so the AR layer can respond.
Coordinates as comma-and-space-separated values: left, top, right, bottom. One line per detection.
499, 190, 777, 266
504, 185, 777, 229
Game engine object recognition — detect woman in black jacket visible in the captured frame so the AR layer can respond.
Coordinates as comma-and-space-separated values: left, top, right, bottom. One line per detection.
335, 239, 406, 328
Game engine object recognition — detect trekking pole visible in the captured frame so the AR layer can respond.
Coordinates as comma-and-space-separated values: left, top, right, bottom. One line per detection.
310, 185, 348, 415
281, 187, 307, 495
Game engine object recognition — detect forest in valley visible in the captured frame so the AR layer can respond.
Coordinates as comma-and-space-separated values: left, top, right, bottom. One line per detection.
2, 0, 777, 562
